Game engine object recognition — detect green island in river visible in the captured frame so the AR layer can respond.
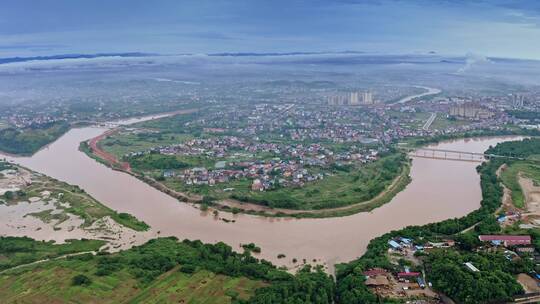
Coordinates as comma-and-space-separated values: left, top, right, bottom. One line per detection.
81, 109, 412, 218
0, 121, 70, 156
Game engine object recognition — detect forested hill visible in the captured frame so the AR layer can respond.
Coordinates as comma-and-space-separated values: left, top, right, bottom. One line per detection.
0, 121, 70, 155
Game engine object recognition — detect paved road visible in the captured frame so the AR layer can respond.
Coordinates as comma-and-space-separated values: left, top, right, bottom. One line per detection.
0, 251, 96, 274
422, 112, 437, 131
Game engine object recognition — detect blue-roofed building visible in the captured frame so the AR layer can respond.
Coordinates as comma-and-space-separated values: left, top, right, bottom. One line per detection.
417, 277, 426, 288
163, 170, 175, 178
388, 240, 401, 250
491, 240, 503, 246
400, 237, 412, 245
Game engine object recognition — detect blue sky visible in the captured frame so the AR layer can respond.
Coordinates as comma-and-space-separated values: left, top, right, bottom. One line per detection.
1, 0, 540, 59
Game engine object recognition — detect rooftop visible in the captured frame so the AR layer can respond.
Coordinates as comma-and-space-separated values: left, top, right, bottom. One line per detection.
478, 235, 531, 242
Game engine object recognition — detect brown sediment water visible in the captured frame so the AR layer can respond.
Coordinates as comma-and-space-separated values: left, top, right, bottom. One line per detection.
0, 120, 525, 271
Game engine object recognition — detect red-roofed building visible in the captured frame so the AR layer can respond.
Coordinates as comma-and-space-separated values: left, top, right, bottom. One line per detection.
251, 179, 264, 191
363, 268, 387, 277
478, 235, 531, 246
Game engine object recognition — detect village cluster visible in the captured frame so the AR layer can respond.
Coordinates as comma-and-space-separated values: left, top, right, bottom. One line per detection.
126, 135, 381, 191
112, 88, 540, 195
360, 234, 539, 301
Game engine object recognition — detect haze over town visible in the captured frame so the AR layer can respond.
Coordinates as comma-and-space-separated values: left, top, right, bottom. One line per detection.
1, 1, 540, 303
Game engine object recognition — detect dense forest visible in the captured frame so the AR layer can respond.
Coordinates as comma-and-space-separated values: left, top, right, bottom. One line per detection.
486, 137, 540, 159
425, 250, 526, 303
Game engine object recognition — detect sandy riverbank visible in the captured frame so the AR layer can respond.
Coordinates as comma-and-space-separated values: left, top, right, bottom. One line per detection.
0, 165, 157, 253
518, 174, 540, 217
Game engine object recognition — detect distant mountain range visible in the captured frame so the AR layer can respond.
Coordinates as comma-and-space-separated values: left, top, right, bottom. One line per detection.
0, 51, 372, 65
207, 51, 366, 57
0, 51, 528, 67
0, 52, 155, 65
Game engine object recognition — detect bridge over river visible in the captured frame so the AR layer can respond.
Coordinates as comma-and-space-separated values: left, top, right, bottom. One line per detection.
404, 147, 527, 163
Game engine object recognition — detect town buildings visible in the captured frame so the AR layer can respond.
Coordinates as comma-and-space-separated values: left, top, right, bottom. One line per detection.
449, 102, 494, 120
328, 91, 375, 106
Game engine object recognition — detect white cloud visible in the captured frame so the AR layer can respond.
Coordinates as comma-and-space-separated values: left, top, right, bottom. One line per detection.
457, 52, 491, 73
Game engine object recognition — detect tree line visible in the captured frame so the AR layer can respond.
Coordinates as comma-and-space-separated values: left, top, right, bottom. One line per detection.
334, 138, 540, 303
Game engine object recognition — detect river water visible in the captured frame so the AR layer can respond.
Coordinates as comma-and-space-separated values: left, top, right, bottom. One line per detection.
0, 121, 523, 271
396, 86, 441, 104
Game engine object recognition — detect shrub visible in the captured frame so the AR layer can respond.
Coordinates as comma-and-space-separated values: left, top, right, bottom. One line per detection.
179, 264, 196, 274
72, 274, 92, 286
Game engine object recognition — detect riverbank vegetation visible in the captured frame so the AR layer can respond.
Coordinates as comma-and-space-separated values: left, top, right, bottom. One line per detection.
491, 138, 540, 210
36, 181, 149, 231
404, 127, 540, 148
0, 121, 70, 155
1, 161, 149, 232
0, 236, 335, 303
37, 178, 149, 231
499, 161, 540, 209
334, 139, 540, 303
247, 165, 411, 218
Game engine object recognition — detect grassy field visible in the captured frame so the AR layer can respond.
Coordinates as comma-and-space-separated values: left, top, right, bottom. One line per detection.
0, 237, 267, 304
0, 237, 104, 271
244, 154, 405, 209
101, 130, 193, 159
100, 110, 204, 159
430, 115, 471, 130
282, 164, 411, 218
387, 110, 432, 129
387, 111, 470, 131
499, 160, 540, 209
130, 268, 263, 303
0, 262, 262, 303
0, 262, 138, 303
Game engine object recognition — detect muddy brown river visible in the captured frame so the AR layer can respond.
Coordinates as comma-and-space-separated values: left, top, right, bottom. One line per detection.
0, 120, 524, 272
